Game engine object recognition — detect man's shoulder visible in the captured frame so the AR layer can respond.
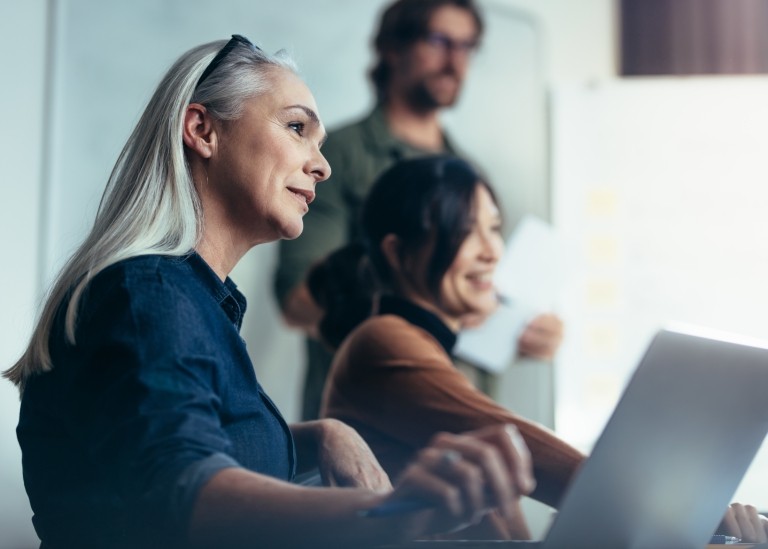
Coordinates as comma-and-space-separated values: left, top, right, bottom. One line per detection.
328, 109, 377, 139
328, 119, 365, 140
323, 111, 377, 158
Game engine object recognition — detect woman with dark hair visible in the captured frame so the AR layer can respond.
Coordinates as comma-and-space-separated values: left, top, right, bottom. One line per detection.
314, 155, 586, 539
316, 155, 768, 543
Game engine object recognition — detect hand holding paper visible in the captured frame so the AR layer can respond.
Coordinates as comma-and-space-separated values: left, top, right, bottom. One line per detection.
517, 313, 564, 361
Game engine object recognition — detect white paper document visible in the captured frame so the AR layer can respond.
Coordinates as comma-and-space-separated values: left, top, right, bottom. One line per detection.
455, 215, 564, 373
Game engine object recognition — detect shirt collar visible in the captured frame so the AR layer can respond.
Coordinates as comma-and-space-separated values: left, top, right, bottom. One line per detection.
362, 103, 459, 162
378, 295, 457, 355
183, 252, 248, 330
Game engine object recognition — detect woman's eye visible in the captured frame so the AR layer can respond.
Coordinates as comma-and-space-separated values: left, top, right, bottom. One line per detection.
491, 223, 503, 234
288, 122, 305, 136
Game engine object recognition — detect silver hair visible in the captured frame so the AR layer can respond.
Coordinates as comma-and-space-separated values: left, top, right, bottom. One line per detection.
4, 38, 297, 390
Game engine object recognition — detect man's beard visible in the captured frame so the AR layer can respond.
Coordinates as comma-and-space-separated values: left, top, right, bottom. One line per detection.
404, 71, 462, 113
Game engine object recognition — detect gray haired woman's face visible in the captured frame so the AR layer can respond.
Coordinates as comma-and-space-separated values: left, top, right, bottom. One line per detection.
204, 68, 331, 246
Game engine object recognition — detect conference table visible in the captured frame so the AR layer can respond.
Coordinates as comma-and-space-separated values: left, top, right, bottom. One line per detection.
380, 541, 768, 548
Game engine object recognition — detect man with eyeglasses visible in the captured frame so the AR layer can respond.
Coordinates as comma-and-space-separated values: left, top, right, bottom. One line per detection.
275, 0, 564, 421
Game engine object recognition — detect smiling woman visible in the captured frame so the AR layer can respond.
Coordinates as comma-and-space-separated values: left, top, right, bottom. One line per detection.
311, 155, 586, 540
3, 36, 534, 548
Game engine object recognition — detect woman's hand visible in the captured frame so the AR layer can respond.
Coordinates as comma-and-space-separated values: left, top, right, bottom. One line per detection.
720, 502, 768, 542
290, 419, 391, 490
517, 313, 564, 360
374, 424, 535, 537
317, 419, 392, 490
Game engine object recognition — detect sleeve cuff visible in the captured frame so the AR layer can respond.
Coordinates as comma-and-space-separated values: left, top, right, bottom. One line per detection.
173, 452, 242, 531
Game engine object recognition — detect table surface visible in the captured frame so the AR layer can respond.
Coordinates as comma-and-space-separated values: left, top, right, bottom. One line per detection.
381, 542, 768, 548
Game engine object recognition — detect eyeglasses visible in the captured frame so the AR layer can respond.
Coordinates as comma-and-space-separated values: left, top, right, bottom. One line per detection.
422, 31, 479, 56
196, 34, 261, 88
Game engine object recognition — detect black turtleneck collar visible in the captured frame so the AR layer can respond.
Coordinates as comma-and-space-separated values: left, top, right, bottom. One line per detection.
378, 295, 457, 356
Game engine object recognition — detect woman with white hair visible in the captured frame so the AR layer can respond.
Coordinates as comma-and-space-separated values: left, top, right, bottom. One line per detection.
4, 35, 534, 548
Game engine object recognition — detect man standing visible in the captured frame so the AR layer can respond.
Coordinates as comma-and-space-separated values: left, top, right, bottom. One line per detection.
274, 0, 562, 420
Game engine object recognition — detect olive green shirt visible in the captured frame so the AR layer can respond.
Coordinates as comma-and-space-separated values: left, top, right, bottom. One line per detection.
274, 104, 487, 420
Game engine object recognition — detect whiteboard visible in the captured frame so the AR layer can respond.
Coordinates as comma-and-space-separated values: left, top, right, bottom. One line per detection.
552, 77, 768, 507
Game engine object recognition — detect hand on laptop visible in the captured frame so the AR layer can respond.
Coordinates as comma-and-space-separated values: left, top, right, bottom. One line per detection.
720, 502, 768, 542
375, 425, 536, 535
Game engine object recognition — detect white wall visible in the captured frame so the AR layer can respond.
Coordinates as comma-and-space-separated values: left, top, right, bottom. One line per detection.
0, 1, 48, 547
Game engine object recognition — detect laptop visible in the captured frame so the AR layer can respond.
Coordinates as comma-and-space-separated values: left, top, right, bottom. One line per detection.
545, 325, 768, 548
388, 326, 768, 549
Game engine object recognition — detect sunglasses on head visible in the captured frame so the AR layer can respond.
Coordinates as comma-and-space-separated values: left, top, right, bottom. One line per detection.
196, 34, 262, 88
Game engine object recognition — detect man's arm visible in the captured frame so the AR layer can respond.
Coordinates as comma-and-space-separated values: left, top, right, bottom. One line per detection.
281, 283, 323, 337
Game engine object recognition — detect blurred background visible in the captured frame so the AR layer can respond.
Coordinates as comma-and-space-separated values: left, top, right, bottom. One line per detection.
2, 0, 768, 546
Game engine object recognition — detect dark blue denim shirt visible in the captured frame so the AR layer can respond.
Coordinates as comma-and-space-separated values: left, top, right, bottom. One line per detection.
17, 252, 296, 548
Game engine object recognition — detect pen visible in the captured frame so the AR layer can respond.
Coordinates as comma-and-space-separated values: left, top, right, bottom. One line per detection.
360, 485, 497, 518
358, 498, 433, 518
709, 534, 741, 544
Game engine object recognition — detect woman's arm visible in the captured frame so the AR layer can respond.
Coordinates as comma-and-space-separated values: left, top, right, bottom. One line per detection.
326, 318, 585, 508
189, 425, 535, 549
190, 469, 389, 548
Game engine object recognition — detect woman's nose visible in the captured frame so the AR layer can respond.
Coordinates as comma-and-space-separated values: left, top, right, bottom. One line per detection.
479, 234, 502, 263
309, 149, 331, 183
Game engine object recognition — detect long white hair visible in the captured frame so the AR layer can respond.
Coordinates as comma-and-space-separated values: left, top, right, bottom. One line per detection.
4, 38, 296, 391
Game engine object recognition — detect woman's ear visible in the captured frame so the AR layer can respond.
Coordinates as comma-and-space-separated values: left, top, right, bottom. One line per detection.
380, 234, 402, 274
381, 234, 427, 300
182, 103, 216, 159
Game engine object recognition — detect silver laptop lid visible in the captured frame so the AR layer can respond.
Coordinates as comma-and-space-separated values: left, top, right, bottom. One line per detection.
542, 327, 768, 549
